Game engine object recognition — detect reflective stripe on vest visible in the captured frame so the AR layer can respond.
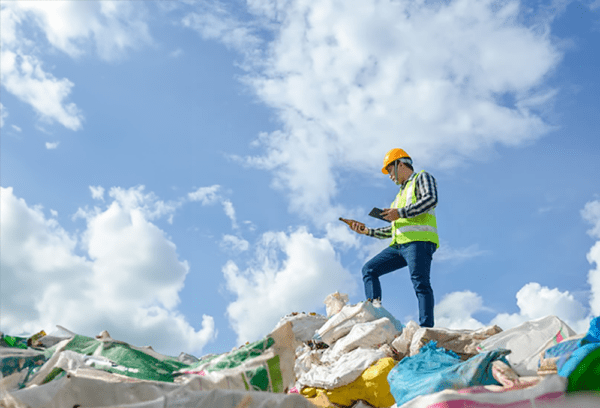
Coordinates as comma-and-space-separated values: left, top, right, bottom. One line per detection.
395, 225, 438, 234
390, 170, 439, 248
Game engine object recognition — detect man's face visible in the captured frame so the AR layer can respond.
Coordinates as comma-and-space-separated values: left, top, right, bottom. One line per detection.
387, 162, 401, 183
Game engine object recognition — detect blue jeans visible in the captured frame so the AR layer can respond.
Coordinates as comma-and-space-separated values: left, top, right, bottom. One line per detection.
362, 241, 436, 327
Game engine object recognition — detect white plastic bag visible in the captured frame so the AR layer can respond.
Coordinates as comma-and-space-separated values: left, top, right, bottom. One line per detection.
476, 315, 576, 376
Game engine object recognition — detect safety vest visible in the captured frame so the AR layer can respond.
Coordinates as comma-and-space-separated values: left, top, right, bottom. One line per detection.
390, 170, 439, 248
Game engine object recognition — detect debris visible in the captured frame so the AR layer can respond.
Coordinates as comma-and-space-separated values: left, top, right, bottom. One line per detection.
2, 293, 600, 408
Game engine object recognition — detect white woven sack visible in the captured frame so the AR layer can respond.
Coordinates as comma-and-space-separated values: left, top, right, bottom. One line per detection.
322, 317, 400, 362
313, 301, 403, 345
296, 347, 386, 389
476, 315, 577, 376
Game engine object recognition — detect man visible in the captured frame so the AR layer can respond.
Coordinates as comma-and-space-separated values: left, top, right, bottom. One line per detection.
349, 148, 439, 327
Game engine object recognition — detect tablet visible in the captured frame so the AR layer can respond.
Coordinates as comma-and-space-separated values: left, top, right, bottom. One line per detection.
368, 207, 388, 222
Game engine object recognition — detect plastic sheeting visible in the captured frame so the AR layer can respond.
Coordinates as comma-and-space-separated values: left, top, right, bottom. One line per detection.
5, 370, 317, 408
476, 315, 576, 376
397, 373, 568, 408
174, 322, 297, 393
387, 341, 510, 407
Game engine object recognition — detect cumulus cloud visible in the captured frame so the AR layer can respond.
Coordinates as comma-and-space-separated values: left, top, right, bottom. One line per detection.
181, 0, 564, 222
491, 282, 588, 333
436, 291, 487, 330
223, 227, 357, 343
45, 142, 59, 150
0, 1, 151, 131
0, 186, 215, 356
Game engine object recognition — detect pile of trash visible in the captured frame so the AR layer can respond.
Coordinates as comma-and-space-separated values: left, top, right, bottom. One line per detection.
2, 292, 600, 408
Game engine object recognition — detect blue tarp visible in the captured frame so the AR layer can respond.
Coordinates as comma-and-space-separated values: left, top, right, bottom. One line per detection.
557, 316, 600, 379
387, 341, 510, 406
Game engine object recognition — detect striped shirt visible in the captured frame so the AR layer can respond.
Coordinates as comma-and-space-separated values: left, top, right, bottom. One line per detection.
367, 171, 438, 239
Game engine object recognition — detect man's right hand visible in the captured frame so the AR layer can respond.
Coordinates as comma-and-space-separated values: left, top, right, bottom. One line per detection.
351, 221, 368, 235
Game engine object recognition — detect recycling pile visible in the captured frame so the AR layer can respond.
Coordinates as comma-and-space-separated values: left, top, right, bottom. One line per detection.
1, 292, 600, 408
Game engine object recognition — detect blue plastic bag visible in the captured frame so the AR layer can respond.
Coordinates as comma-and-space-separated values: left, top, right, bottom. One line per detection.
387, 341, 510, 406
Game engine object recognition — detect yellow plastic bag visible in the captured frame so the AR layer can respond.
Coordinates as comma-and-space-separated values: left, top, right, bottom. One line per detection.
301, 357, 397, 408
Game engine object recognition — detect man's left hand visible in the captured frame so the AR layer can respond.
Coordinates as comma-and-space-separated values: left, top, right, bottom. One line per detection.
381, 208, 400, 221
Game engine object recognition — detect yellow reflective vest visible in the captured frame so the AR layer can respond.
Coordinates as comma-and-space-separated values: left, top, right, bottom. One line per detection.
390, 170, 439, 248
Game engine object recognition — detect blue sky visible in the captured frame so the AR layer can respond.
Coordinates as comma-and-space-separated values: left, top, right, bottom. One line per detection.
1, 0, 599, 357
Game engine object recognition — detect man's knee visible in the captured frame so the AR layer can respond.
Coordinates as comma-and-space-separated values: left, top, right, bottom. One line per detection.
361, 262, 372, 279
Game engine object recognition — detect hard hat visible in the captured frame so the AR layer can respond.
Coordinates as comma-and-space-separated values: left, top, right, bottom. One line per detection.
381, 148, 411, 174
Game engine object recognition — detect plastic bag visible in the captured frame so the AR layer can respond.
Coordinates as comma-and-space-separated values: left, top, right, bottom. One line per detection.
387, 341, 509, 407
476, 315, 576, 376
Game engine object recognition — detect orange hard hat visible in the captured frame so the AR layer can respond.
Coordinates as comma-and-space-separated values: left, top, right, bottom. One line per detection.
381, 148, 411, 174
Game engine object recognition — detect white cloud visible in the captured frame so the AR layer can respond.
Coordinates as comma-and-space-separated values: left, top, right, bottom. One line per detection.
181, 1, 262, 55
89, 185, 105, 201
0, 103, 7, 127
222, 200, 238, 229
188, 185, 221, 205
207, 0, 563, 222
12, 1, 152, 61
582, 200, 600, 238
0, 1, 151, 131
582, 200, 600, 316
45, 141, 60, 149
490, 282, 588, 333
222, 234, 250, 252
436, 291, 487, 330
188, 185, 240, 229
12, 124, 22, 132
0, 186, 215, 356
223, 227, 357, 343
107, 185, 182, 221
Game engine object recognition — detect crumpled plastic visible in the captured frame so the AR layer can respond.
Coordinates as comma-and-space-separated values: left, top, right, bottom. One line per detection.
387, 341, 510, 407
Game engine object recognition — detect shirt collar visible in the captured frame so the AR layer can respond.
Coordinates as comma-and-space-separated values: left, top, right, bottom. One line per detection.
400, 171, 416, 188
